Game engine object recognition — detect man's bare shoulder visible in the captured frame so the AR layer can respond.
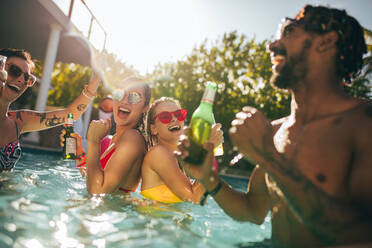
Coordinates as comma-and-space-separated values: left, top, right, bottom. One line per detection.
352, 100, 372, 139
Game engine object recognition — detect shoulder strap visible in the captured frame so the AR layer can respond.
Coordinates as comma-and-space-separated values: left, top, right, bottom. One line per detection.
12, 118, 19, 139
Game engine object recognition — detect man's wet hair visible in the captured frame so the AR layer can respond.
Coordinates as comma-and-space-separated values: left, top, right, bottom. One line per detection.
294, 5, 367, 83
0, 48, 35, 71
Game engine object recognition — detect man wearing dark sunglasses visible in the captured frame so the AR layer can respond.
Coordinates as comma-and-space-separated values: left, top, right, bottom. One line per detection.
178, 5, 372, 247
0, 48, 100, 172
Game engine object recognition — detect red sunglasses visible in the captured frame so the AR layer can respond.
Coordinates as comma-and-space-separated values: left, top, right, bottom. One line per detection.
154, 109, 188, 124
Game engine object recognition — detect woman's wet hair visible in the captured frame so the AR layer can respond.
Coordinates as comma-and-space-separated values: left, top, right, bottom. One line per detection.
145, 97, 181, 148
294, 5, 367, 83
0, 48, 35, 71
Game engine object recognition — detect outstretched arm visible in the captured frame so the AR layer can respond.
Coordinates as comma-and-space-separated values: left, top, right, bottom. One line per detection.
203, 164, 270, 224
177, 133, 271, 223
8, 73, 100, 134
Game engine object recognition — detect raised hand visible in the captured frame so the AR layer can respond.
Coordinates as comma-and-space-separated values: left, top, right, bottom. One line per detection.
229, 106, 275, 165
87, 118, 112, 143
59, 129, 85, 156
175, 127, 215, 183
209, 123, 223, 148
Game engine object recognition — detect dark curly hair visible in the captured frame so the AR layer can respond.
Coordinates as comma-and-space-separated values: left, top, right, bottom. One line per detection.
0, 48, 35, 71
293, 5, 367, 83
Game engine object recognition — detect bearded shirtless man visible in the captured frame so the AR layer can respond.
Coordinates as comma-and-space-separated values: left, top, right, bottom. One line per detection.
178, 5, 372, 247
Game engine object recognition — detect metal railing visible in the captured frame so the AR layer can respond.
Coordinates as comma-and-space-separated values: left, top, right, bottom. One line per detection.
53, 0, 107, 51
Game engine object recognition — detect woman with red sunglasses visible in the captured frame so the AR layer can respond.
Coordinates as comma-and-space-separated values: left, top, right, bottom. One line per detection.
140, 97, 223, 204
0, 48, 100, 172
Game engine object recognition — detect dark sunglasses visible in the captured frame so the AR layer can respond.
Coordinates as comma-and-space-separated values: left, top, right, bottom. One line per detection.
154, 109, 188, 124
7, 64, 36, 86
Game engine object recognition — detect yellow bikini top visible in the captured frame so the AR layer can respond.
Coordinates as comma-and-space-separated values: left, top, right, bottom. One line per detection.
141, 184, 183, 203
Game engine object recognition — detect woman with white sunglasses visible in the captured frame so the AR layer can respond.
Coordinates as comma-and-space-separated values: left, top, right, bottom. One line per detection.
70, 77, 151, 195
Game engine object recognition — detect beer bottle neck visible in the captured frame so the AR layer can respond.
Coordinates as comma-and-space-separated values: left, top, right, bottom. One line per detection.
67, 118, 74, 125
201, 88, 215, 105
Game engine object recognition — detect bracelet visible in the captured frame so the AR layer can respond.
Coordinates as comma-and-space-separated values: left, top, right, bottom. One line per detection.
74, 152, 86, 160
200, 180, 223, 206
75, 153, 86, 168
76, 161, 86, 168
82, 85, 97, 100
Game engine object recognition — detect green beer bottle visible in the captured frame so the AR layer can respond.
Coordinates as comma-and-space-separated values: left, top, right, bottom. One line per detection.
63, 113, 76, 160
184, 82, 217, 165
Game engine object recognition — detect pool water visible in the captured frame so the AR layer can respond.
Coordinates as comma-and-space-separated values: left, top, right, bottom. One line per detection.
0, 150, 271, 247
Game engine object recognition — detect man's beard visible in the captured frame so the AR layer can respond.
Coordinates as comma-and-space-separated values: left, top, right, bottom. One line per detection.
270, 39, 312, 90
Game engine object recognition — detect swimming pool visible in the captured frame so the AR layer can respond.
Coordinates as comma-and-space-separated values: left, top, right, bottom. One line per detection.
0, 150, 271, 247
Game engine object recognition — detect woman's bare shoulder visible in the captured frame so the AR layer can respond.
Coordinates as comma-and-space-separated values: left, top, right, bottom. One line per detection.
117, 129, 145, 144
146, 144, 172, 158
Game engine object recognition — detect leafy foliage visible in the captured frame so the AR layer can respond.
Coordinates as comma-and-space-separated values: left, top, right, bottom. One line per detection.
147, 32, 291, 168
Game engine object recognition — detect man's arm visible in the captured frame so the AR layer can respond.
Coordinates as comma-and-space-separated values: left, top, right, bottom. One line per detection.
206, 166, 271, 224
349, 105, 372, 216
179, 139, 271, 224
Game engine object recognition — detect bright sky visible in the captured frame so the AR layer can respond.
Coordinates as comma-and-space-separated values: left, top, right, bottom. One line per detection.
59, 0, 372, 75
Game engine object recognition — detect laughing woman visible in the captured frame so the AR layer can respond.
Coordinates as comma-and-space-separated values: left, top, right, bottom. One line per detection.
83, 77, 151, 194
0, 48, 100, 172
141, 97, 223, 204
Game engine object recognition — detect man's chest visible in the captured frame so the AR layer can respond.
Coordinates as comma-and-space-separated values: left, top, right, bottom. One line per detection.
272, 118, 354, 196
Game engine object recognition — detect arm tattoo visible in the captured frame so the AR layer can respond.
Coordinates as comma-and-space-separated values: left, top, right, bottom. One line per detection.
33, 112, 46, 124
250, 135, 364, 245
44, 115, 65, 127
28, 112, 47, 124
77, 104, 87, 111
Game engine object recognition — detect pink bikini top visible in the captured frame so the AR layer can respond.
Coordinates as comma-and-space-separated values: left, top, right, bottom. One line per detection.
100, 147, 132, 193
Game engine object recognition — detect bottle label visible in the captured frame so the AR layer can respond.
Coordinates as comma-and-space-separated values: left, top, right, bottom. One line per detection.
65, 137, 76, 155
201, 88, 216, 104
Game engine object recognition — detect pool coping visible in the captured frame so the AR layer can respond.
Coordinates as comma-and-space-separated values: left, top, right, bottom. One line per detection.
219, 168, 251, 180
21, 142, 62, 156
